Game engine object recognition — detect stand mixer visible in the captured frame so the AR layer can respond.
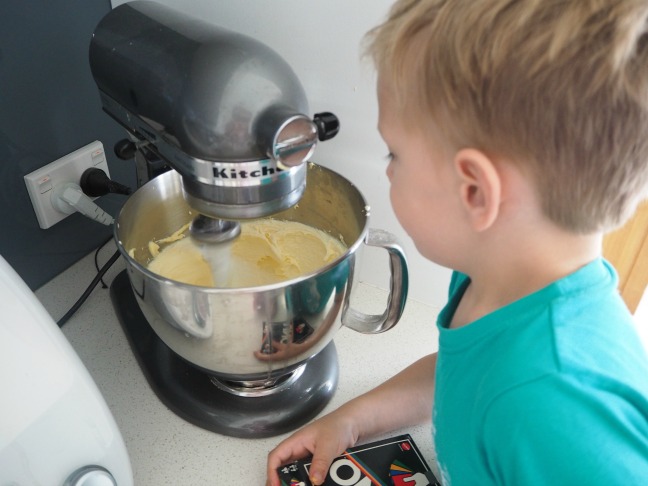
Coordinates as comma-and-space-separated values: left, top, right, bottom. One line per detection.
90, 1, 408, 438
89, 0, 339, 235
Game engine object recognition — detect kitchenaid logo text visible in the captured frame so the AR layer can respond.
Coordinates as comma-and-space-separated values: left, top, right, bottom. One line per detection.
212, 165, 284, 179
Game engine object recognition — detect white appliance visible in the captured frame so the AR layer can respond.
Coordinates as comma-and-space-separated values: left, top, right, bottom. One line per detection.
0, 256, 132, 485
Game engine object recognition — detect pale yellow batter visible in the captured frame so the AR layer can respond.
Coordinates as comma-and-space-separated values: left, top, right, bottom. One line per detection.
145, 219, 347, 288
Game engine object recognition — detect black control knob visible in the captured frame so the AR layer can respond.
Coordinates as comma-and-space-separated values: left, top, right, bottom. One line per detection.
114, 139, 137, 160
313, 112, 340, 141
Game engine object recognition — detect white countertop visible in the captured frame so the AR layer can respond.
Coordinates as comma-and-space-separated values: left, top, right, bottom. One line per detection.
35, 242, 441, 485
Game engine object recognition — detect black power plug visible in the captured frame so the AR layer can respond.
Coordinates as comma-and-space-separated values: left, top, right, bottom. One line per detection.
80, 168, 132, 197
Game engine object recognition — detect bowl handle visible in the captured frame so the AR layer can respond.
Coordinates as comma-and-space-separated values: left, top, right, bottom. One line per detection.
342, 228, 409, 333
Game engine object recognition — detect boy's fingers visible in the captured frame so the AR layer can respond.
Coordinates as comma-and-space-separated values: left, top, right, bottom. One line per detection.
266, 440, 313, 486
308, 438, 347, 485
308, 458, 329, 485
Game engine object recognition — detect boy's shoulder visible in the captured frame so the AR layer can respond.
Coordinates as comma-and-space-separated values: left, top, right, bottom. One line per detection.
478, 260, 648, 482
498, 258, 644, 379
443, 259, 647, 397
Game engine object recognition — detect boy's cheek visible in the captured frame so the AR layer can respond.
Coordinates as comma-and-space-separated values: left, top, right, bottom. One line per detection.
389, 187, 406, 221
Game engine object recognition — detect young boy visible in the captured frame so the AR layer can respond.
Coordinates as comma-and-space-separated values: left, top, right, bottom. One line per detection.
266, 0, 648, 484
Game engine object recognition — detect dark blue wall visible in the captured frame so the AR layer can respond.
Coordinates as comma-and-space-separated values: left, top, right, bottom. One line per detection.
0, 0, 136, 289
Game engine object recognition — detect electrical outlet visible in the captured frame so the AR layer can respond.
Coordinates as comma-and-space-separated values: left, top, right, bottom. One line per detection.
24, 141, 111, 229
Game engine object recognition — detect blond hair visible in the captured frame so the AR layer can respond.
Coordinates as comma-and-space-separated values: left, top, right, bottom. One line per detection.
366, 0, 648, 233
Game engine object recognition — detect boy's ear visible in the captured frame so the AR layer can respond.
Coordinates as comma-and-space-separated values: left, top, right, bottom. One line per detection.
453, 148, 502, 232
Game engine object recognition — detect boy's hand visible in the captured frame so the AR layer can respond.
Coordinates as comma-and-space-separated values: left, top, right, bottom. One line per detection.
267, 354, 437, 485
266, 411, 359, 486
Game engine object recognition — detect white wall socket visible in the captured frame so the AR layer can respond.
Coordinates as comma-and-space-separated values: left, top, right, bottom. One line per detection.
24, 141, 111, 229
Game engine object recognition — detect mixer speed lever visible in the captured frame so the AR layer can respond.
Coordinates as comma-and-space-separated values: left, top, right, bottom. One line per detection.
313, 112, 340, 141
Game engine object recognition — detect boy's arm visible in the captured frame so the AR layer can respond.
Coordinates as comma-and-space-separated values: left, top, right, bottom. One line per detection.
266, 353, 437, 486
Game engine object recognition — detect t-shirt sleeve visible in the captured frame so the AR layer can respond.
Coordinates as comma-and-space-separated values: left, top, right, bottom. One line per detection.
481, 374, 648, 485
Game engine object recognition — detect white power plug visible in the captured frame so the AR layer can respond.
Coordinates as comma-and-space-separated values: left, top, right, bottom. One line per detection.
50, 182, 114, 226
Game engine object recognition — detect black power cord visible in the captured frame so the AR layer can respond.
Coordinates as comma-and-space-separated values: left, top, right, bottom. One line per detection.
57, 248, 121, 328
55, 170, 132, 327
56, 169, 132, 326
94, 235, 115, 288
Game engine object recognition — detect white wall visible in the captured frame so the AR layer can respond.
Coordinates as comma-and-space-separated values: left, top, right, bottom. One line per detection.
110, 0, 451, 308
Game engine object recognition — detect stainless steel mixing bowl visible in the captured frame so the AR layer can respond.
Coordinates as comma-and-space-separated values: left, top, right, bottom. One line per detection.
114, 164, 408, 382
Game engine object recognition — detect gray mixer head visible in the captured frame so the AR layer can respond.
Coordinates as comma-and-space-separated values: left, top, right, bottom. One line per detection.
89, 0, 339, 221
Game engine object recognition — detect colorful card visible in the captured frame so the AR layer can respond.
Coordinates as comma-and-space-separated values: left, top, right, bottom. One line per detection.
278, 434, 441, 486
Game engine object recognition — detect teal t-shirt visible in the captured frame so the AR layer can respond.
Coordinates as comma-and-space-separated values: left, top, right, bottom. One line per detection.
434, 259, 648, 484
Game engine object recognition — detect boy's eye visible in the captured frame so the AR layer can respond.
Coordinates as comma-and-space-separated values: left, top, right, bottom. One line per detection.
385, 152, 395, 163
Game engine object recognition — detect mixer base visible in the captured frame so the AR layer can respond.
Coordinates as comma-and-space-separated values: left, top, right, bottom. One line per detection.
110, 270, 339, 439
